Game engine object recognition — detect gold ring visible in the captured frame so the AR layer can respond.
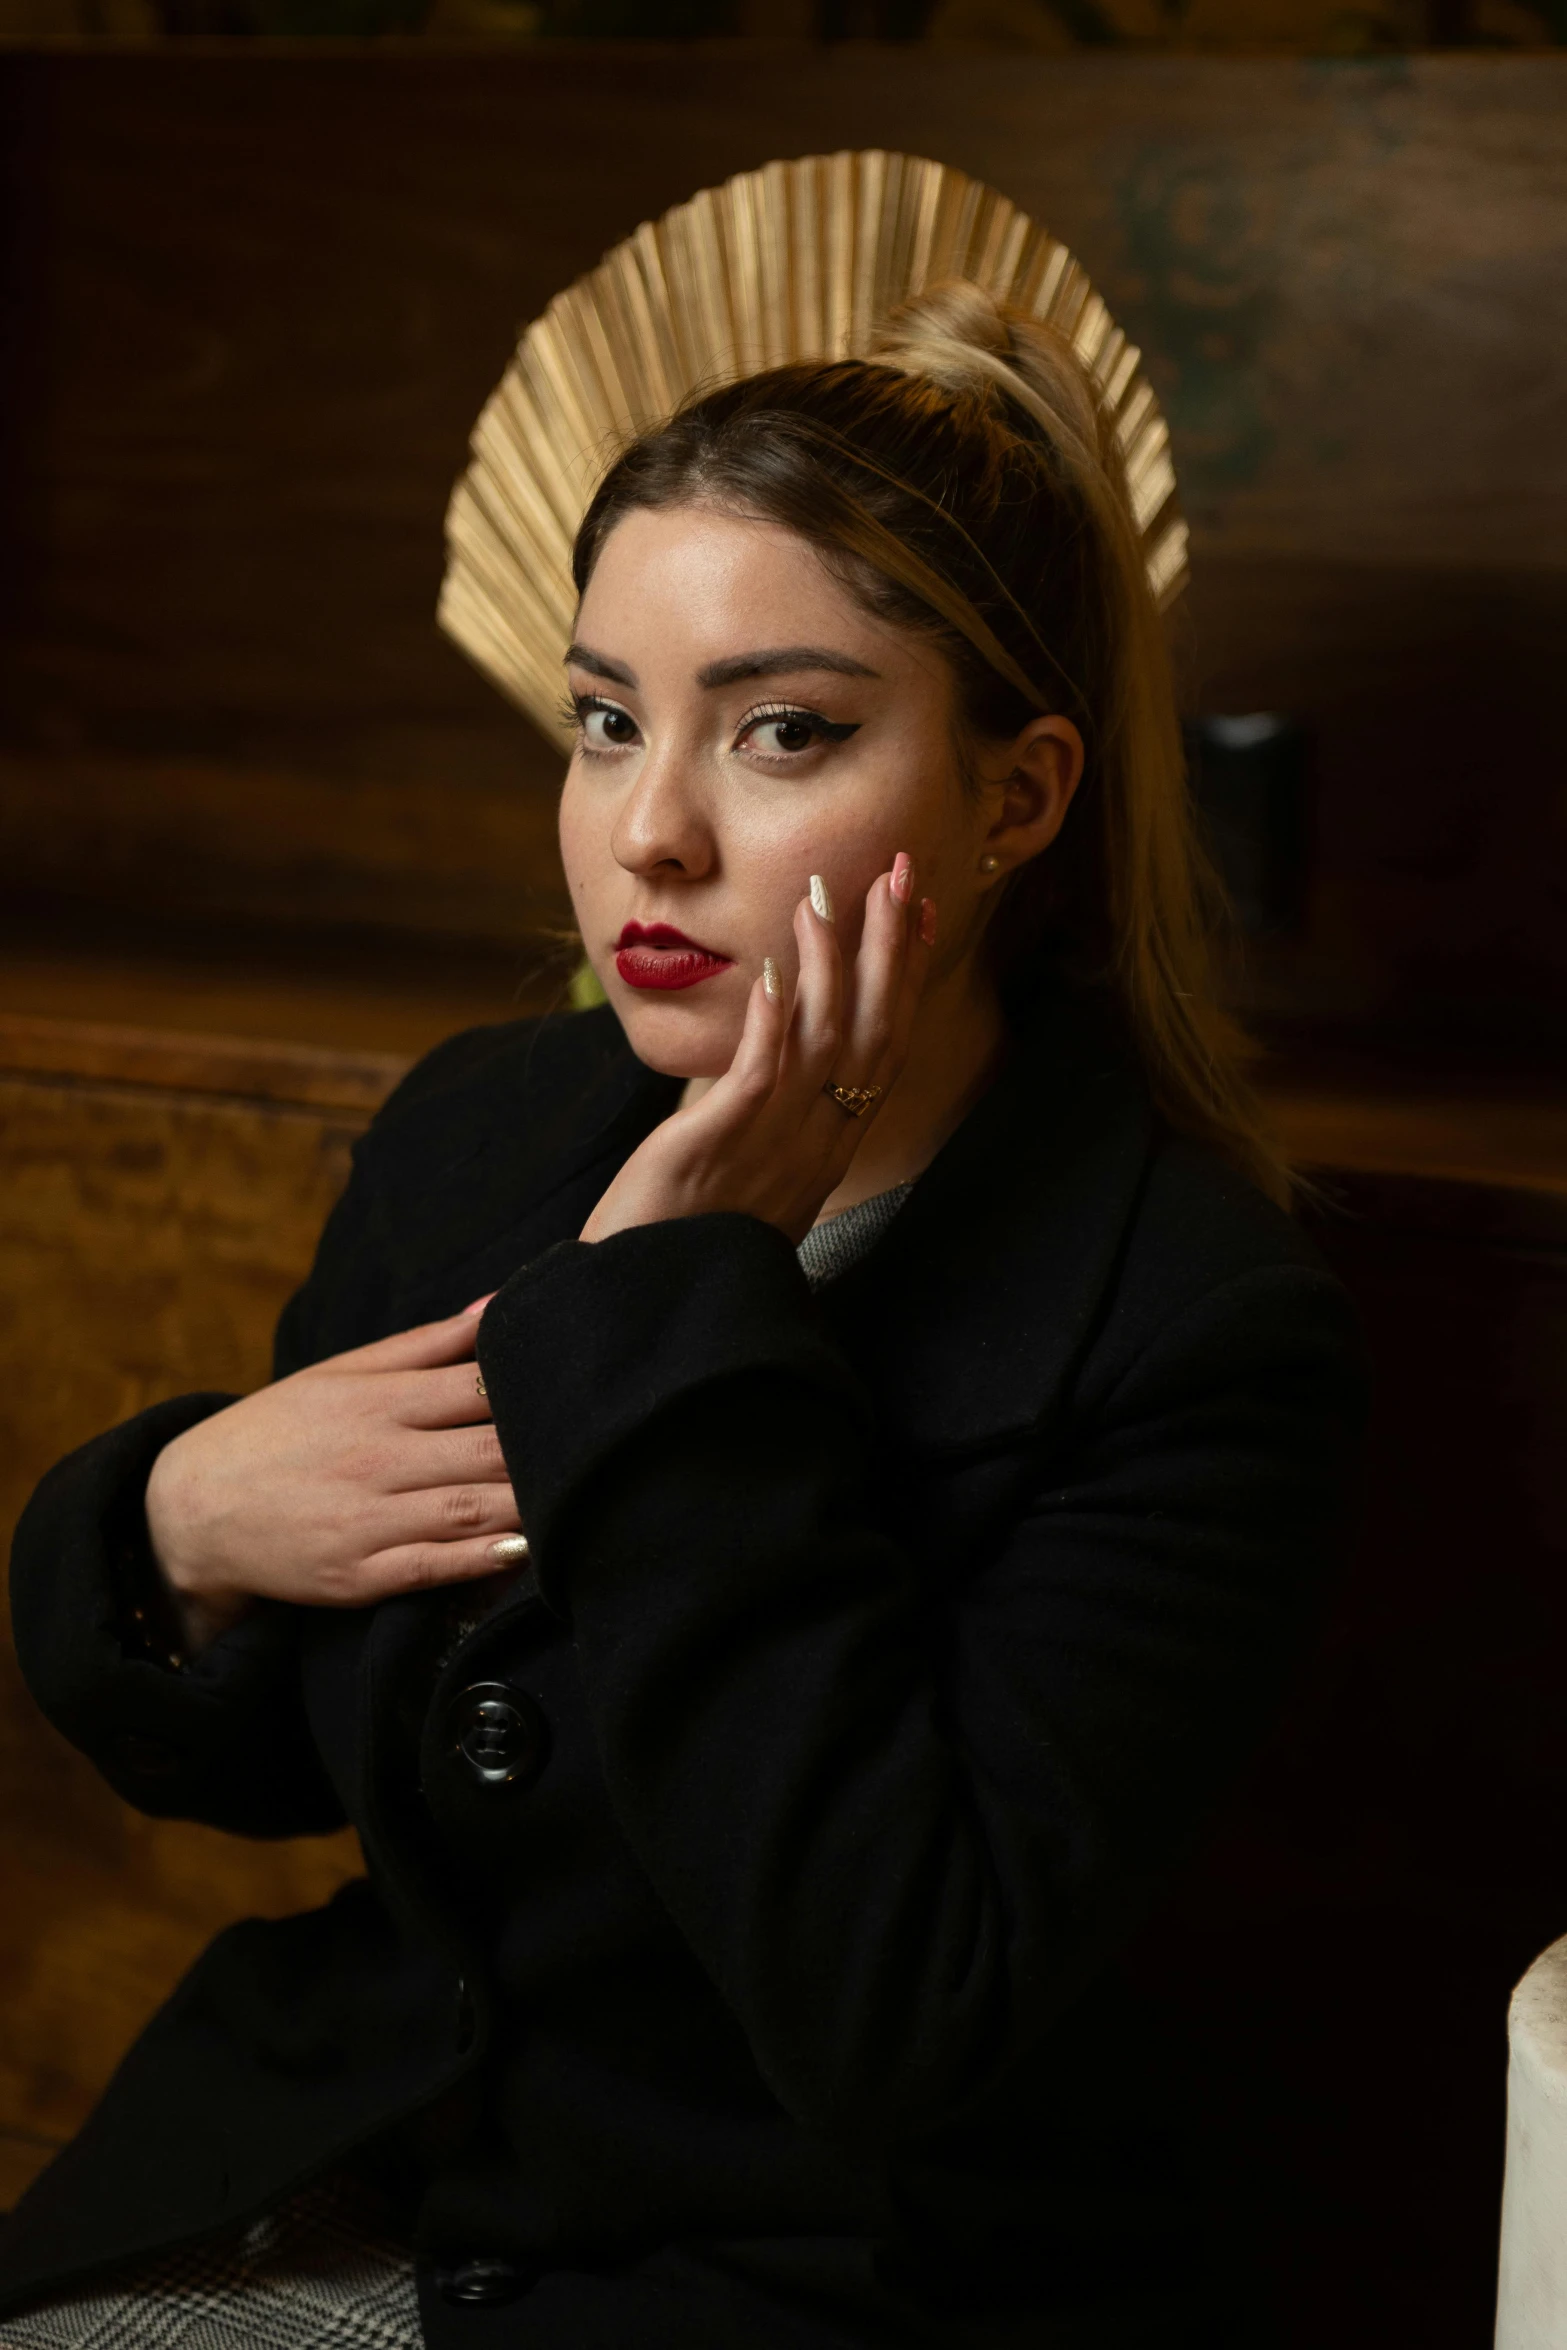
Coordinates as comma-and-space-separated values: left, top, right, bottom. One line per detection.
823, 1081, 882, 1119
475, 1372, 487, 1397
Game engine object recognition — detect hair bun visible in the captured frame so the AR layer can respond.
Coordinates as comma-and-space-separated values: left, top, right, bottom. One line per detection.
875, 278, 1019, 365
869, 279, 1117, 498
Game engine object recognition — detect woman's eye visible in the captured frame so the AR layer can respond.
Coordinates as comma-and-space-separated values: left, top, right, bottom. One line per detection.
739, 707, 858, 759
754, 715, 816, 754
578, 700, 639, 751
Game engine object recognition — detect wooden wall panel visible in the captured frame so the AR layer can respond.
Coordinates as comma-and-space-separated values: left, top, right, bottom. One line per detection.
1, 50, 1564, 1040
0, 1062, 369, 2201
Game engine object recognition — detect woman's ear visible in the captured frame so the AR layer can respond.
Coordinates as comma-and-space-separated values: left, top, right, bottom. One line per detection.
976, 716, 1085, 884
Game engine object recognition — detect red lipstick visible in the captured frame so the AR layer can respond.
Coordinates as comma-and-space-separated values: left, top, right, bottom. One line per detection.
614, 921, 734, 992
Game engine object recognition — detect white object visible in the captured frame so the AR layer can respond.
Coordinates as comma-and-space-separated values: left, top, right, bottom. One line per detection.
1496, 1932, 1567, 2347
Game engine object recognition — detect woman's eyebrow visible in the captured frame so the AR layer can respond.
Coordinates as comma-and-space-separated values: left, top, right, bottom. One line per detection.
565, 643, 638, 687
696, 647, 881, 689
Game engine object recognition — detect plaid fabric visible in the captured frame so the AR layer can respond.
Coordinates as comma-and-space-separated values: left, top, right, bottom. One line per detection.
0, 2177, 420, 2350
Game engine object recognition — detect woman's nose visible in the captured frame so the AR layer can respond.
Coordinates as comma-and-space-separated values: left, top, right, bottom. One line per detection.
610, 744, 715, 880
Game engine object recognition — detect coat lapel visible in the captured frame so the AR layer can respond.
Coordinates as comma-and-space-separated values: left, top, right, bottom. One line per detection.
361, 1007, 681, 1306
816, 995, 1154, 1455
360, 992, 1154, 1456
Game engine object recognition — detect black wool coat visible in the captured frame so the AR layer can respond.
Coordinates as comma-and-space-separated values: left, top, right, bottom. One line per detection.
2, 994, 1366, 2349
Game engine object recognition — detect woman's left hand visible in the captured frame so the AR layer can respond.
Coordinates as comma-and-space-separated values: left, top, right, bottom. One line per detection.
580, 857, 934, 1248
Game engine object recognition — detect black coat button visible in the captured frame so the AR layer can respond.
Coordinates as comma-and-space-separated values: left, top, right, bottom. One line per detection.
449, 1682, 547, 1789
438, 2255, 527, 2306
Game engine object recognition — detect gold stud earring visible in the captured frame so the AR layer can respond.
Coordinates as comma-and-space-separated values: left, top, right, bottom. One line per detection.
979, 853, 1000, 874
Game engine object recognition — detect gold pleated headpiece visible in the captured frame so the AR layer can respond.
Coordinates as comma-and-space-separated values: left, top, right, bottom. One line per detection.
439, 151, 1187, 752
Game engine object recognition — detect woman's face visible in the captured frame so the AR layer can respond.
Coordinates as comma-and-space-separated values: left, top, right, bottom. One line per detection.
559, 502, 996, 1080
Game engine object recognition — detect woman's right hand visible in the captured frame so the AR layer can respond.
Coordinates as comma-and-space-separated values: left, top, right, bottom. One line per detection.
144, 1305, 521, 1656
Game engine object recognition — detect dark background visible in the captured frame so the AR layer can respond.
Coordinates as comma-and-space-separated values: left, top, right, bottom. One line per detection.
3, 49, 1565, 1056
0, 44, 1564, 2350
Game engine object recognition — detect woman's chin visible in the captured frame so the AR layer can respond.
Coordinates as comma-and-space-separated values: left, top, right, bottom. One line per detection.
612, 988, 743, 1082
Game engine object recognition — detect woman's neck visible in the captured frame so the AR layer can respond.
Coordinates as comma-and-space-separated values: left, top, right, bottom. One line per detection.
678, 962, 1007, 1225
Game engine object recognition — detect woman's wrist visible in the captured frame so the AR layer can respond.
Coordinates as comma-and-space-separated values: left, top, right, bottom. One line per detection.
163, 1582, 256, 1661
144, 1437, 256, 1660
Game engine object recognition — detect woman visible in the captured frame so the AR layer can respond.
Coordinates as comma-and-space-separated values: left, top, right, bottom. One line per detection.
0, 278, 1364, 2348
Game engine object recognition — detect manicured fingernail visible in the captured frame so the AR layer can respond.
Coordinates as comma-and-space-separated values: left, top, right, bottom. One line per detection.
762, 956, 781, 1002
919, 897, 937, 947
488, 1534, 531, 1565
890, 852, 913, 906
462, 1293, 497, 1316
809, 874, 834, 924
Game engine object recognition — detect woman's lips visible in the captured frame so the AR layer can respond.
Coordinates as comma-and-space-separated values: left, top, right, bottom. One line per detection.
613, 921, 734, 993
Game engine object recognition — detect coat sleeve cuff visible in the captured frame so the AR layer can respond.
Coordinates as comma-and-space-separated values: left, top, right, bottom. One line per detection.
475, 1214, 865, 1612
9, 1396, 339, 1830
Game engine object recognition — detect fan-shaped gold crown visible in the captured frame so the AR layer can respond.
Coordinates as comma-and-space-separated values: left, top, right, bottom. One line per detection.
439, 151, 1187, 752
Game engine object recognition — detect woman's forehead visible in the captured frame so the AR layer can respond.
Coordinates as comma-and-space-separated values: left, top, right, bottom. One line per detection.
576, 504, 921, 684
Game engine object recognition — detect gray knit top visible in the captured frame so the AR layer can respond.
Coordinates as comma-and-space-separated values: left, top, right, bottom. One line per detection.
795, 1183, 914, 1289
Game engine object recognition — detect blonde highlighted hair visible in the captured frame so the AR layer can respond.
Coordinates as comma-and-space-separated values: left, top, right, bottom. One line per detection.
575, 281, 1290, 1208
